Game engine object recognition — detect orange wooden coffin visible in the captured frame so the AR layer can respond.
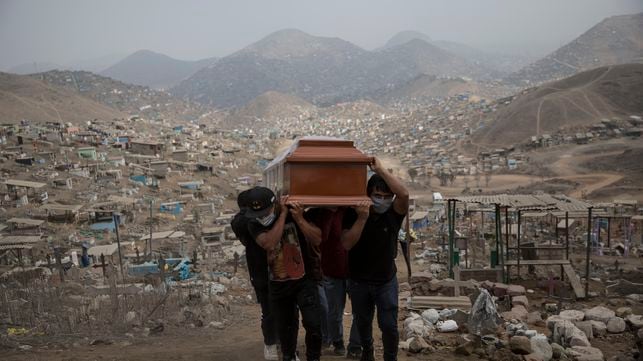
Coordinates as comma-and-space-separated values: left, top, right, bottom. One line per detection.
264, 137, 373, 206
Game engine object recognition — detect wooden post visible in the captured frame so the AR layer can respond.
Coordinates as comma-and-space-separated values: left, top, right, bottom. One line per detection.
585, 207, 592, 298
54, 248, 64, 282
233, 252, 239, 275
113, 213, 124, 280
517, 210, 522, 279
135, 247, 140, 263
505, 207, 509, 265
158, 257, 166, 284
607, 217, 611, 248
100, 253, 107, 278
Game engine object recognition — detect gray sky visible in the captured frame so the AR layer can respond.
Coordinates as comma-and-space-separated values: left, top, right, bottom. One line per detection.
1, 0, 642, 70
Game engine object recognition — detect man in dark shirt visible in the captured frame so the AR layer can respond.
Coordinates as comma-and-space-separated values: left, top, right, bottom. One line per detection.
247, 187, 323, 361
231, 188, 278, 360
342, 157, 409, 361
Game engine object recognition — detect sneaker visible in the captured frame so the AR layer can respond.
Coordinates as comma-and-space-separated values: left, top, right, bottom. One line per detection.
358, 347, 374, 361
264, 344, 278, 361
333, 341, 346, 356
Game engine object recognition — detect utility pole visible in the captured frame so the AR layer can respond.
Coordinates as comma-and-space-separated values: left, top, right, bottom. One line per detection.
113, 212, 124, 280
149, 198, 154, 259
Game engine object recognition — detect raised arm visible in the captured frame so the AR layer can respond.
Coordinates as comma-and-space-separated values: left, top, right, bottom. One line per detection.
341, 201, 370, 250
370, 157, 409, 215
289, 202, 322, 245
255, 198, 288, 251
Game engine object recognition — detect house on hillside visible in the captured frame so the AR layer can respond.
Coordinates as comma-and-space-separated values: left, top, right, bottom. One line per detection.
130, 140, 164, 156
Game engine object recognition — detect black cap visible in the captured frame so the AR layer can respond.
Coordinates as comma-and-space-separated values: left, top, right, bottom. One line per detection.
237, 189, 251, 209
244, 187, 276, 218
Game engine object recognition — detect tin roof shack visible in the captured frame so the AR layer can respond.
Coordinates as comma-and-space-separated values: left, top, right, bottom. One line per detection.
41, 203, 83, 223
138, 230, 187, 257
77, 147, 97, 161
130, 140, 164, 156
87, 244, 119, 264
172, 148, 188, 162
6, 218, 45, 235
3, 179, 48, 206
149, 161, 169, 178
0, 235, 43, 266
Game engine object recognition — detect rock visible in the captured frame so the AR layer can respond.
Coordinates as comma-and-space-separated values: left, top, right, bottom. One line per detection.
455, 335, 476, 356
510, 336, 533, 355
626, 314, 643, 329
508, 285, 527, 296
545, 303, 559, 313
531, 334, 553, 361
584, 306, 615, 324
208, 321, 224, 329
560, 310, 586, 322
494, 283, 509, 297
421, 309, 440, 324
548, 315, 566, 331
553, 320, 590, 347
638, 328, 643, 342
551, 343, 565, 359
19, 345, 33, 351
428, 279, 442, 291
528, 311, 545, 326
573, 321, 594, 340
125, 311, 137, 325
589, 320, 607, 337
616, 307, 632, 318
525, 330, 538, 338
439, 308, 457, 321
502, 305, 529, 321
409, 336, 429, 353
513, 296, 529, 308
90, 339, 113, 345
437, 320, 458, 332
566, 346, 604, 361
525, 353, 545, 361
450, 310, 470, 329
469, 288, 503, 336
607, 317, 627, 333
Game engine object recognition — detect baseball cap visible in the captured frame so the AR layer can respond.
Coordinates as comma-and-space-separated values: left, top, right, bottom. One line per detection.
244, 187, 276, 218
237, 189, 251, 209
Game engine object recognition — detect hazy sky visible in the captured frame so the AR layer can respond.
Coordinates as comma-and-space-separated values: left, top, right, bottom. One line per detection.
1, 0, 642, 70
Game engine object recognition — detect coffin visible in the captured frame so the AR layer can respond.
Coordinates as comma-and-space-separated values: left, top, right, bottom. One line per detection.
264, 137, 373, 206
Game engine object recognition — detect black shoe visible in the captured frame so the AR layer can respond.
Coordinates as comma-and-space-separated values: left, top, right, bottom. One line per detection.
333, 341, 346, 356
346, 348, 362, 359
358, 348, 374, 361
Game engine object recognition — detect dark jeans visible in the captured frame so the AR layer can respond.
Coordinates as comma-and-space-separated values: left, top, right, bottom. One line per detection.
318, 283, 330, 344
349, 277, 399, 361
321, 276, 361, 350
271, 278, 322, 361
254, 282, 277, 346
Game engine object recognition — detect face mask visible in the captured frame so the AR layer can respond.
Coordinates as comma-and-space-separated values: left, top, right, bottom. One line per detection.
257, 212, 276, 227
371, 196, 393, 214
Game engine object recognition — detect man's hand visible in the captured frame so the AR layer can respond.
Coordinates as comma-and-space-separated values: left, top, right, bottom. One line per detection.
369, 157, 385, 174
289, 201, 304, 221
355, 200, 370, 220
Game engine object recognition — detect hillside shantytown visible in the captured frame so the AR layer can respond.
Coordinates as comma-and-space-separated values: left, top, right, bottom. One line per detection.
1, 2, 643, 361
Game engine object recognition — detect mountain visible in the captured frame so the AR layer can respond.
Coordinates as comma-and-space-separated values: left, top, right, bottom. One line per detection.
379, 74, 483, 104
0, 72, 125, 124
223, 90, 317, 128
101, 49, 218, 89
172, 29, 487, 108
508, 13, 643, 84
8, 62, 64, 75
67, 53, 128, 73
471, 63, 643, 147
381, 30, 432, 49
31, 70, 211, 121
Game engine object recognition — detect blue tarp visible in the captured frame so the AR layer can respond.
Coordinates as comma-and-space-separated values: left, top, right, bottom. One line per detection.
90, 221, 116, 231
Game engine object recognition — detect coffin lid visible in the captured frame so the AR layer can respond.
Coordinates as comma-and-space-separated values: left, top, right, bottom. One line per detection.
265, 136, 372, 171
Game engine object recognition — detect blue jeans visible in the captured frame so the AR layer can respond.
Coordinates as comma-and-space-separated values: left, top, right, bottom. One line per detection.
322, 276, 361, 350
349, 277, 399, 361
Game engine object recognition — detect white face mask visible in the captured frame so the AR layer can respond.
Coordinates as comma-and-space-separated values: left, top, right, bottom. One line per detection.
371, 196, 394, 214
257, 212, 276, 226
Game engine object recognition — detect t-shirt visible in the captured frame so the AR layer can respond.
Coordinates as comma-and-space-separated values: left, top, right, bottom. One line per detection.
230, 211, 269, 289
248, 212, 321, 283
308, 207, 349, 279
343, 207, 405, 284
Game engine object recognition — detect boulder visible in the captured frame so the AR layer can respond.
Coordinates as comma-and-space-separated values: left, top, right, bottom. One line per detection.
565, 346, 604, 361
560, 310, 586, 322
584, 306, 615, 324
551, 343, 565, 359
525, 353, 545, 361
494, 283, 509, 297
553, 320, 590, 348
573, 321, 594, 340
589, 320, 607, 337
421, 309, 440, 324
626, 314, 643, 330
510, 336, 533, 355
531, 334, 553, 361
545, 303, 559, 313
527, 311, 545, 326
606, 317, 626, 334
508, 285, 527, 296
615, 307, 632, 318
455, 334, 476, 356
502, 305, 529, 321
547, 315, 566, 331
513, 295, 529, 308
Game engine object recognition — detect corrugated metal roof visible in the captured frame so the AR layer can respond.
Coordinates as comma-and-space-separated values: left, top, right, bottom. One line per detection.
5, 179, 46, 188
0, 235, 42, 245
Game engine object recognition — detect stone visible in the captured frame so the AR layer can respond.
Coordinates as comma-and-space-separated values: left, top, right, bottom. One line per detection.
208, 321, 224, 329
525, 353, 545, 361
421, 309, 440, 324
607, 317, 627, 333
531, 334, 553, 361
545, 303, 559, 313
528, 311, 545, 326
525, 330, 538, 338
573, 321, 594, 340
502, 305, 529, 321
437, 320, 458, 332
513, 295, 529, 308
19, 345, 33, 351
566, 346, 604, 361
428, 279, 442, 291
508, 285, 527, 296
553, 320, 590, 348
616, 307, 632, 318
547, 315, 566, 331
510, 336, 533, 355
408, 336, 429, 353
455, 335, 476, 356
551, 343, 565, 359
584, 306, 615, 324
125, 311, 137, 325
626, 314, 643, 329
560, 310, 586, 322
589, 320, 607, 337
494, 283, 509, 297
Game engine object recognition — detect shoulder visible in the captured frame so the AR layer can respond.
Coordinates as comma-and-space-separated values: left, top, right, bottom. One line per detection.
247, 219, 268, 238
342, 208, 358, 228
